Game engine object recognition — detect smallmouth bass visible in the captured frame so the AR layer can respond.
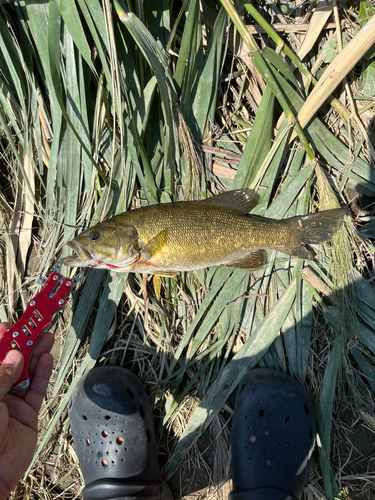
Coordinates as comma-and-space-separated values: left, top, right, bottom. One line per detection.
66, 189, 345, 276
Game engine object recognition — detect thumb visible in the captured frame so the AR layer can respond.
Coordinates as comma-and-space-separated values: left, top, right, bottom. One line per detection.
0, 350, 24, 400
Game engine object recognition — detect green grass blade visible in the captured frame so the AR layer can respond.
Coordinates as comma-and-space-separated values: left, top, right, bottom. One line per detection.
168, 267, 234, 376
318, 337, 341, 500
192, 7, 227, 135
60, 27, 85, 253
115, 4, 176, 197
188, 269, 248, 359
295, 260, 313, 382
47, 0, 104, 183
265, 166, 312, 218
351, 347, 375, 393
144, 0, 170, 45
76, 0, 112, 84
56, 0, 96, 73
169, 0, 192, 88
0, 10, 27, 110
234, 86, 275, 189
262, 47, 299, 88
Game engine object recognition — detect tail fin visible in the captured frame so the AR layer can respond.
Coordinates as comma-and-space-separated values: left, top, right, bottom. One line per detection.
286, 209, 346, 260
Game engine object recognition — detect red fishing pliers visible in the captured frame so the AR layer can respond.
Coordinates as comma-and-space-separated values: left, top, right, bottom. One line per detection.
0, 258, 83, 391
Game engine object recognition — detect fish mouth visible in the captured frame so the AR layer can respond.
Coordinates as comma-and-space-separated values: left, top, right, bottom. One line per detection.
66, 241, 139, 269
66, 241, 95, 266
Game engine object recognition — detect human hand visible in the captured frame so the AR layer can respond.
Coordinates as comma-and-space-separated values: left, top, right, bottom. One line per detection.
0, 322, 54, 500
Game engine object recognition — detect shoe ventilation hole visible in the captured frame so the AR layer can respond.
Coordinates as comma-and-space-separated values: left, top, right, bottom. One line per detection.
85, 439, 90, 446
101, 430, 108, 438
304, 403, 309, 415
105, 415, 111, 421
267, 460, 273, 467
82, 415, 87, 421
101, 459, 108, 467
126, 388, 135, 399
259, 410, 265, 417
116, 437, 124, 445
264, 430, 270, 436
249, 435, 256, 443
285, 442, 290, 449
285, 416, 291, 422
146, 429, 151, 442
139, 406, 145, 418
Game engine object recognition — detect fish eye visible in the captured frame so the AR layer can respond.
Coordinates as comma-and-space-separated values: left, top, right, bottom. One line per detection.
88, 232, 100, 242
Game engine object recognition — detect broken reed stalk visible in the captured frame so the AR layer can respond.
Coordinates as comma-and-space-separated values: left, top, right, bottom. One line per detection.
296, 13, 375, 131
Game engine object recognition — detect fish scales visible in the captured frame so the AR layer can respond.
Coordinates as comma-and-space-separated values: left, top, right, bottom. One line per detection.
66, 189, 346, 274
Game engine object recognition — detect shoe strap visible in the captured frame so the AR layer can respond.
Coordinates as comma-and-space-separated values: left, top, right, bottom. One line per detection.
82, 479, 164, 500
229, 486, 299, 500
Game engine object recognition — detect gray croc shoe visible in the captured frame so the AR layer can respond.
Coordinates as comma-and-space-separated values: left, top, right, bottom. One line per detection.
68, 366, 172, 500
229, 368, 316, 500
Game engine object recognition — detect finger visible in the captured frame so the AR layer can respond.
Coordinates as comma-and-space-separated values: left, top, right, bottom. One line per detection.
0, 401, 10, 453
0, 350, 24, 400
3, 393, 38, 431
0, 327, 11, 438
28, 331, 54, 378
24, 352, 53, 414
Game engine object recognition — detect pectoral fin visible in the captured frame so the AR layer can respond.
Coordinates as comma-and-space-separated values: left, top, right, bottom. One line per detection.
140, 230, 168, 261
225, 250, 268, 269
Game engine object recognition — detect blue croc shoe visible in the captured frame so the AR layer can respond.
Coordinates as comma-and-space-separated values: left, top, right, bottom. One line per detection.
69, 366, 172, 500
229, 368, 316, 500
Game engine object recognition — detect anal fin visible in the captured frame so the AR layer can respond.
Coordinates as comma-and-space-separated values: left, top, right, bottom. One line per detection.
224, 250, 268, 269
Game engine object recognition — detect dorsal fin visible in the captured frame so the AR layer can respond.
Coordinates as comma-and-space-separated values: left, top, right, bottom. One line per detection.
203, 189, 260, 213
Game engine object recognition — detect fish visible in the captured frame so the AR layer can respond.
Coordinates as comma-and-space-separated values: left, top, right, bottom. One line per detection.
66, 189, 346, 276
